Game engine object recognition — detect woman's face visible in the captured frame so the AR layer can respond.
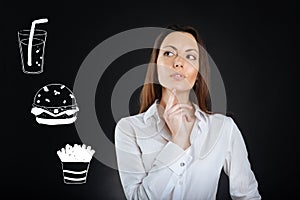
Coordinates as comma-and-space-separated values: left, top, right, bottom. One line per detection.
157, 31, 199, 92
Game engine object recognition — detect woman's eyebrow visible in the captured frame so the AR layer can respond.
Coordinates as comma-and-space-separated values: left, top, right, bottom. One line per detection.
162, 45, 177, 50
186, 49, 198, 53
162, 45, 198, 53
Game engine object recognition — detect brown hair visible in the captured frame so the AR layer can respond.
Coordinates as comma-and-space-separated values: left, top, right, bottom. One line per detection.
138, 24, 212, 114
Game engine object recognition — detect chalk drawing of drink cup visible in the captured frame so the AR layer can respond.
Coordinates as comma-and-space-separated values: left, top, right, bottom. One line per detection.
18, 18, 48, 74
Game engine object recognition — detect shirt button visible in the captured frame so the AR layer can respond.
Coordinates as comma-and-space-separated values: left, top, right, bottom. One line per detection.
180, 162, 185, 167
179, 180, 183, 185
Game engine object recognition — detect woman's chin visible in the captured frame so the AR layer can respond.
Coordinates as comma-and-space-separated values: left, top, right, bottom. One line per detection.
163, 85, 191, 92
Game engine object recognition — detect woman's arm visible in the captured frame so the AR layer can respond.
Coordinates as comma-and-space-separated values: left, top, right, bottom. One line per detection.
115, 118, 192, 200
224, 118, 261, 200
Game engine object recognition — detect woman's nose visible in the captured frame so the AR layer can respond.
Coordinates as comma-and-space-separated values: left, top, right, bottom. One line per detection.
173, 55, 184, 69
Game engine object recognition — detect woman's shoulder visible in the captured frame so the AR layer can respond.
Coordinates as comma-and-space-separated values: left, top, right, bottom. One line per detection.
115, 112, 146, 128
208, 112, 237, 129
208, 112, 231, 121
114, 112, 150, 139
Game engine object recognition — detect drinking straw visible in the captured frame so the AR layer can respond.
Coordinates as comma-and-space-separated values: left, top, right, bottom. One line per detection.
27, 18, 48, 66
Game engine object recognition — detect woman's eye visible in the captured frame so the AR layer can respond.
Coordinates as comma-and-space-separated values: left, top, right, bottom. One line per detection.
187, 55, 197, 60
163, 51, 175, 57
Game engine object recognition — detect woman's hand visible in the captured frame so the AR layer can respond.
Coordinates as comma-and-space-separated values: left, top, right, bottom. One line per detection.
163, 89, 194, 150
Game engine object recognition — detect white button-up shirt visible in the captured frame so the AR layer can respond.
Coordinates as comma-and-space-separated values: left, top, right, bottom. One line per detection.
115, 99, 261, 200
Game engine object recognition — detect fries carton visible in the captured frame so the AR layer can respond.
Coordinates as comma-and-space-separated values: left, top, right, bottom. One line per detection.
57, 144, 95, 184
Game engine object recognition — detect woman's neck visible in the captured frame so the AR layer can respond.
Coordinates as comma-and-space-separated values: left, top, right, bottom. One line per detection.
159, 87, 192, 109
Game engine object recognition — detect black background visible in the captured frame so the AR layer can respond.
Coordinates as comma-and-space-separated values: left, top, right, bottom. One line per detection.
3, 0, 297, 199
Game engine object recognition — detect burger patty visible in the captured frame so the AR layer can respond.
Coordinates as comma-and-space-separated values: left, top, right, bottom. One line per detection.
37, 112, 77, 119
32, 105, 78, 113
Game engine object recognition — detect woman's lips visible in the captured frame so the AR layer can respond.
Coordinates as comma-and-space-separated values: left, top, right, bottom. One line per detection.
170, 73, 186, 80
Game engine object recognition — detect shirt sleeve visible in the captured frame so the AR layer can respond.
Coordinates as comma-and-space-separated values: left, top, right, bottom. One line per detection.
115, 118, 192, 200
223, 118, 262, 200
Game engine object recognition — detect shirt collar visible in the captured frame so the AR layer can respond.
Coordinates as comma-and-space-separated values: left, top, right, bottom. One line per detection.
143, 99, 160, 123
143, 99, 208, 133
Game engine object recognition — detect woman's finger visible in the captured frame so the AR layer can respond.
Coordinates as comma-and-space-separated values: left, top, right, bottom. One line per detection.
167, 104, 193, 115
166, 108, 191, 121
185, 114, 192, 122
165, 88, 177, 111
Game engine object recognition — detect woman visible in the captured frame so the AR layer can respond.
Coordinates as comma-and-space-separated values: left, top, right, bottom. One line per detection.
114, 24, 261, 200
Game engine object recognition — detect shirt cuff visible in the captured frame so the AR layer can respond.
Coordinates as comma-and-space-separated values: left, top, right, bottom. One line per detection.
154, 142, 192, 176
